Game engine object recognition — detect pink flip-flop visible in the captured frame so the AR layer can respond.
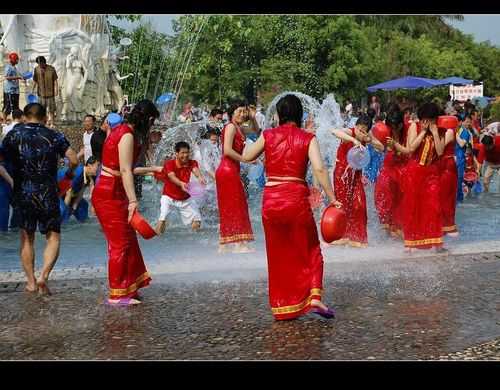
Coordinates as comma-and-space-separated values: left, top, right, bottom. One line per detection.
106, 298, 141, 306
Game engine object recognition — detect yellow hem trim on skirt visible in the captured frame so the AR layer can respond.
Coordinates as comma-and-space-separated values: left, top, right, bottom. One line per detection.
219, 233, 254, 244
271, 288, 322, 315
109, 272, 151, 296
442, 225, 457, 232
404, 237, 443, 247
329, 238, 368, 248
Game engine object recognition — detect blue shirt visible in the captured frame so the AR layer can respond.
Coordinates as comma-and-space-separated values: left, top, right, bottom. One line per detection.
1, 123, 70, 203
455, 127, 471, 163
3, 64, 20, 94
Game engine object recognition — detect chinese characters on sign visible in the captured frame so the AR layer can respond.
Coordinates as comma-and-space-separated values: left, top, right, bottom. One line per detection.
450, 84, 483, 101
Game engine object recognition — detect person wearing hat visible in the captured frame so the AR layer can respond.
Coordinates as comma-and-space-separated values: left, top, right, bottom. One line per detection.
3, 52, 23, 119
32, 56, 59, 128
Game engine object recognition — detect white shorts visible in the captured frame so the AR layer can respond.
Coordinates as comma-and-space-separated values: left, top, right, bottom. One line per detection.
159, 195, 201, 225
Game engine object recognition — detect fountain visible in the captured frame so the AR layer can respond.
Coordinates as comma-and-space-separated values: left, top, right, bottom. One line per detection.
0, 90, 499, 280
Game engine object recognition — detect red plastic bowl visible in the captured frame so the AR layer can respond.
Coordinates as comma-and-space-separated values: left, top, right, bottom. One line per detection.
371, 122, 392, 145
58, 178, 72, 197
437, 116, 458, 130
464, 171, 478, 182
320, 205, 347, 243
130, 210, 157, 240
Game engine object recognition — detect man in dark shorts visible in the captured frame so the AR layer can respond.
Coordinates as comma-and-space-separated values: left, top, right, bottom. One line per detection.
1, 103, 78, 294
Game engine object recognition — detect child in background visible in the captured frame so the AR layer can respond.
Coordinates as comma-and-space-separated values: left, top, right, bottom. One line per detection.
463, 144, 481, 196
154, 141, 206, 234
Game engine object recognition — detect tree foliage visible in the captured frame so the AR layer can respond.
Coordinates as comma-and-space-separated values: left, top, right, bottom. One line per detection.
108, 15, 500, 109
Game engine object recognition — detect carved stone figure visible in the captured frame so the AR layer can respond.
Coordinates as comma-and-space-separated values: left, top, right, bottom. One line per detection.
61, 46, 87, 121
107, 47, 133, 111
0, 15, 127, 122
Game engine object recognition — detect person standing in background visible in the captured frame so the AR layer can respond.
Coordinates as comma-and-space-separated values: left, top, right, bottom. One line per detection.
32, 56, 59, 128
3, 52, 22, 119
78, 115, 97, 163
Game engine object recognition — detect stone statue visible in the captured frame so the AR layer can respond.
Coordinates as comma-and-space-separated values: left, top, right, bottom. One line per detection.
107, 46, 133, 112
0, 15, 128, 122
61, 46, 88, 121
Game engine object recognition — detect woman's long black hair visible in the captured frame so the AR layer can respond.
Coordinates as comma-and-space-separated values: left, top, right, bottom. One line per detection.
125, 99, 160, 147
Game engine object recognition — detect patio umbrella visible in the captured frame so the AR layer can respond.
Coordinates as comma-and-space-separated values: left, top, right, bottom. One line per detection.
367, 76, 441, 92
435, 77, 474, 86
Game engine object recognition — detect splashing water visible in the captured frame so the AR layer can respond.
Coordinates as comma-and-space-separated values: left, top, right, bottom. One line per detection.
2, 91, 499, 279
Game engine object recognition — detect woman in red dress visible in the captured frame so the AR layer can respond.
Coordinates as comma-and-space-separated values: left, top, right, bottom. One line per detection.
92, 100, 160, 305
374, 108, 406, 237
243, 94, 341, 320
331, 115, 384, 247
391, 103, 446, 252
215, 100, 258, 253
439, 124, 459, 236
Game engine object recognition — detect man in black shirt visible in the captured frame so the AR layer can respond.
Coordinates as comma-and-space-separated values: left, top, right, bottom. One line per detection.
1, 103, 78, 294
90, 121, 107, 162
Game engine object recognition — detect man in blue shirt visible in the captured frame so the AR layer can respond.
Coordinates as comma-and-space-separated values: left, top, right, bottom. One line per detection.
3, 52, 23, 118
2, 103, 78, 294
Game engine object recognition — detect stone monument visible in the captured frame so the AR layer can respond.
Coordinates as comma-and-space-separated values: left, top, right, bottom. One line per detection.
0, 15, 131, 122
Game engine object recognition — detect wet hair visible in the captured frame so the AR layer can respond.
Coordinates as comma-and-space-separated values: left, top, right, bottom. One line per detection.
85, 156, 98, 166
175, 141, 190, 152
227, 99, 247, 121
35, 56, 47, 65
366, 108, 376, 120
386, 109, 404, 130
356, 113, 372, 130
276, 94, 303, 126
23, 103, 46, 120
417, 103, 440, 121
210, 108, 223, 117
124, 99, 160, 146
12, 109, 23, 120
481, 135, 494, 146
84, 114, 96, 122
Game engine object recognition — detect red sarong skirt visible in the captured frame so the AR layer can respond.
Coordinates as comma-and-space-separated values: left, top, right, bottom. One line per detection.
262, 182, 323, 320
92, 175, 151, 299
215, 157, 254, 244
401, 160, 443, 249
333, 165, 368, 247
374, 151, 404, 236
440, 156, 458, 233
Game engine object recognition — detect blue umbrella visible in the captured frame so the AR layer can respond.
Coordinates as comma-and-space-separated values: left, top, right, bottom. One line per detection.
435, 77, 474, 86
155, 93, 175, 105
367, 76, 441, 92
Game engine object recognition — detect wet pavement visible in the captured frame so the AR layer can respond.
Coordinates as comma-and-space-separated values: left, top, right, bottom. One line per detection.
1, 251, 499, 360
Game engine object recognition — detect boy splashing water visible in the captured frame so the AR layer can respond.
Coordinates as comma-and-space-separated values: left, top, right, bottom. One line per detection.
155, 141, 206, 234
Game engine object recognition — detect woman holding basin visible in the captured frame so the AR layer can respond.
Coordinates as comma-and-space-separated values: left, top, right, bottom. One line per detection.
91, 100, 161, 306
243, 94, 341, 321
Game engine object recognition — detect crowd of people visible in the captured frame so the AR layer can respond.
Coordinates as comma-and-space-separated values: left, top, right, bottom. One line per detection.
337, 96, 500, 252
1, 67, 499, 320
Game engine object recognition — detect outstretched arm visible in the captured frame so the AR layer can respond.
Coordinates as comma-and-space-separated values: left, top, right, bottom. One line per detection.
133, 166, 162, 176
192, 166, 206, 185
331, 128, 361, 147
242, 133, 265, 162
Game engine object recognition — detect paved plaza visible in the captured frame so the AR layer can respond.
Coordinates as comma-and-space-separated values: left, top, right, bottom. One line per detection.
1, 251, 499, 360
